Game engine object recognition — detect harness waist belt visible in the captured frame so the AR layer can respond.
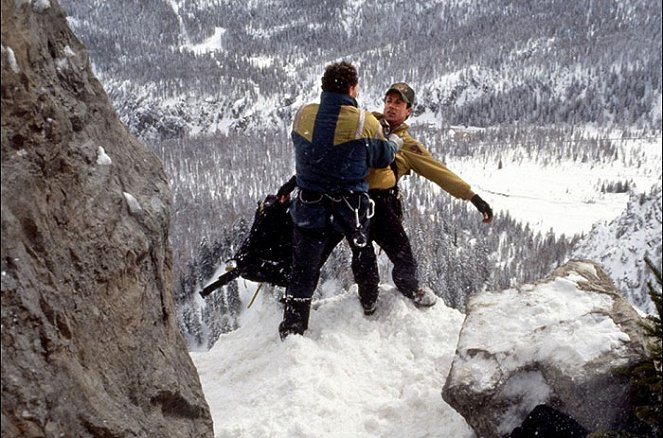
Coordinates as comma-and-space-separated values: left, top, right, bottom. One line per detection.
299, 189, 366, 203
368, 187, 399, 198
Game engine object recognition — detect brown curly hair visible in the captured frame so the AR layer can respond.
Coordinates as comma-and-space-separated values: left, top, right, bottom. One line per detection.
320, 61, 358, 93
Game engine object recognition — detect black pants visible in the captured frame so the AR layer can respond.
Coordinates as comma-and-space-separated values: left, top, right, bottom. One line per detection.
313, 189, 419, 299
368, 189, 419, 298
287, 225, 380, 308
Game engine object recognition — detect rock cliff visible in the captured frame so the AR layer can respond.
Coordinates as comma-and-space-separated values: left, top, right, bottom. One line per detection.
1, 0, 213, 436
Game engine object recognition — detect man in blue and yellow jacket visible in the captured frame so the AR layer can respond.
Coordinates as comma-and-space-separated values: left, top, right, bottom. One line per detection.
279, 61, 401, 340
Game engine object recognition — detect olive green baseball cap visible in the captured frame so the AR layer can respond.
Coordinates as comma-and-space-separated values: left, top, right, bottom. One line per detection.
385, 82, 415, 105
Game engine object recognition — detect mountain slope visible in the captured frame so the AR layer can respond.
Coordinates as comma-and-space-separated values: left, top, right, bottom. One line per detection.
573, 184, 663, 314
60, 0, 661, 139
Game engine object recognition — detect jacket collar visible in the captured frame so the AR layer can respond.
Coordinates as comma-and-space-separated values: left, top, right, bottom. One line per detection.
372, 111, 409, 132
320, 91, 358, 108
391, 121, 410, 133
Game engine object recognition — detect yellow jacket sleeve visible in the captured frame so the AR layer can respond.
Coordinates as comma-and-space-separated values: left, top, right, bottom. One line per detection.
395, 127, 475, 201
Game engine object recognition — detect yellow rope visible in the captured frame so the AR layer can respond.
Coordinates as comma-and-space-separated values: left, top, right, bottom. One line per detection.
247, 283, 264, 308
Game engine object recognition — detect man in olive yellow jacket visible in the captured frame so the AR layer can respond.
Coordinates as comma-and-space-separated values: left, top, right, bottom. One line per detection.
365, 82, 493, 307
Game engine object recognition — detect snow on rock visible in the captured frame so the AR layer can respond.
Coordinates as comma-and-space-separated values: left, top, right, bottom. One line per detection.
442, 259, 650, 437
1, 45, 20, 73
32, 0, 50, 13
96, 146, 112, 165
123, 191, 143, 214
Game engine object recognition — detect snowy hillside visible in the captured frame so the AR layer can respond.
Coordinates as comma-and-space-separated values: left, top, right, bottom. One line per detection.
573, 184, 663, 314
61, 0, 661, 140
447, 134, 662, 237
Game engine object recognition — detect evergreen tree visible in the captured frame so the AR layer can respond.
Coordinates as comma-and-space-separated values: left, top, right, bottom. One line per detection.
629, 257, 662, 435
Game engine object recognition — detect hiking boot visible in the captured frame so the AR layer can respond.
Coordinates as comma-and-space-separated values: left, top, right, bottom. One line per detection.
362, 300, 377, 316
279, 298, 311, 340
358, 284, 379, 316
412, 286, 437, 307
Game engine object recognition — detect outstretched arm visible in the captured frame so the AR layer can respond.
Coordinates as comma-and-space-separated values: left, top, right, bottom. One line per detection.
398, 145, 493, 223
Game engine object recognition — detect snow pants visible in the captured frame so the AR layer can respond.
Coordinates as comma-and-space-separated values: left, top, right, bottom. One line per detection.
286, 190, 380, 308
313, 187, 419, 300
368, 188, 419, 298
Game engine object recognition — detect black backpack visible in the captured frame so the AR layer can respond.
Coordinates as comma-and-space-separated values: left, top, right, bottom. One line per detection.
200, 179, 295, 298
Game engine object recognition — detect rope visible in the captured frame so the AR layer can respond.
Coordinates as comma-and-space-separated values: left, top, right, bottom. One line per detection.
247, 283, 263, 308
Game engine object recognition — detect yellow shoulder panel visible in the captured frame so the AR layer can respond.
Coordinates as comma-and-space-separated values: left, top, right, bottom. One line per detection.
292, 104, 318, 142
333, 106, 364, 145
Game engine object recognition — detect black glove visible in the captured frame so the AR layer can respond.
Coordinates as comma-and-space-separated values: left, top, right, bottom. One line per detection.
379, 117, 391, 136
276, 175, 297, 203
470, 194, 493, 223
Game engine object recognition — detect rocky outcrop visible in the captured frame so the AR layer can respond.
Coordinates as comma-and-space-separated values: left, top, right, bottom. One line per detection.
1, 1, 213, 437
442, 259, 650, 437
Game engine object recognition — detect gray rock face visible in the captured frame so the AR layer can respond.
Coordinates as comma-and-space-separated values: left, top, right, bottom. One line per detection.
442, 259, 649, 437
1, 1, 213, 437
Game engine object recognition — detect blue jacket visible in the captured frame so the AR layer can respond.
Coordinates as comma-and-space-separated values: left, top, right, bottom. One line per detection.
291, 91, 396, 194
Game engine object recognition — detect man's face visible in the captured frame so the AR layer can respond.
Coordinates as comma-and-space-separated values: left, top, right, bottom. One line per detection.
382, 91, 412, 127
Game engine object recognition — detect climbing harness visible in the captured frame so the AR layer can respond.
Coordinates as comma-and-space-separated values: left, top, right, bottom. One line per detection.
297, 190, 374, 248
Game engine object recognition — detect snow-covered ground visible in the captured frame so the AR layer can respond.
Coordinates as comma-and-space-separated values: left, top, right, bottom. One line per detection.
191, 282, 474, 438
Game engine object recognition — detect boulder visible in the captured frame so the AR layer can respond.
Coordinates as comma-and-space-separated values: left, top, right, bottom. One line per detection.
442, 259, 649, 437
1, 1, 213, 436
